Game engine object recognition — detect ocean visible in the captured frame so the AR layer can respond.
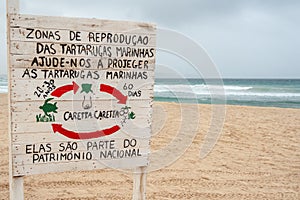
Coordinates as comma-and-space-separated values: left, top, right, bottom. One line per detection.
154, 79, 300, 109
1, 75, 299, 108
0, 75, 7, 94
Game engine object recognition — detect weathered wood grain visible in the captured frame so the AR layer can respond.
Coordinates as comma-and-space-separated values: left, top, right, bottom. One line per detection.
10, 54, 156, 69
10, 27, 156, 46
13, 156, 149, 176
10, 14, 156, 35
8, 13, 155, 177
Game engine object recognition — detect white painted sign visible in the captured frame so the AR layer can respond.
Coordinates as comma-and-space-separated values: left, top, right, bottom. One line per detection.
8, 14, 155, 176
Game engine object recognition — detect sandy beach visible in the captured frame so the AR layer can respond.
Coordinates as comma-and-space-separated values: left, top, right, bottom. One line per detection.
0, 93, 299, 199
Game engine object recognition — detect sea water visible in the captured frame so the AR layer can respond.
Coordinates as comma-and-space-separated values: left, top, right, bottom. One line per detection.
0, 75, 7, 94
155, 79, 300, 109
1, 75, 299, 108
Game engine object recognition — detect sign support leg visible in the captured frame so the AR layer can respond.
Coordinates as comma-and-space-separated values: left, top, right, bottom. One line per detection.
133, 167, 147, 200
9, 176, 24, 200
7, 0, 24, 199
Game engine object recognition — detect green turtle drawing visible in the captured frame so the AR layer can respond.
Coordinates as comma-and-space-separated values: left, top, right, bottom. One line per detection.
128, 111, 136, 119
81, 83, 93, 94
39, 98, 58, 117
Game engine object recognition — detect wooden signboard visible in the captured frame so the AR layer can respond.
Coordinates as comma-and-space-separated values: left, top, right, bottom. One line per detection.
8, 13, 155, 177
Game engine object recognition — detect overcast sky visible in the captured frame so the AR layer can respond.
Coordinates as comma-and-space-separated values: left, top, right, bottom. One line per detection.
1, 0, 300, 78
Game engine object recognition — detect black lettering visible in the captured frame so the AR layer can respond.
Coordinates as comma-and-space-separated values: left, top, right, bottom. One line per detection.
59, 143, 65, 152
107, 33, 112, 43
60, 44, 67, 54
93, 71, 99, 79
36, 43, 56, 54
26, 144, 32, 154
88, 32, 101, 42
21, 68, 30, 78
26, 28, 34, 39
36, 43, 44, 54
33, 154, 39, 163
86, 152, 92, 160
70, 58, 77, 67
31, 69, 37, 79
69, 31, 81, 41
55, 31, 61, 40
50, 44, 56, 54
31, 57, 38, 66
46, 143, 52, 152
97, 59, 103, 68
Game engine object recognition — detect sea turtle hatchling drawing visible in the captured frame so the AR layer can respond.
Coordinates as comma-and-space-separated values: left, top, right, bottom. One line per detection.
81, 83, 93, 94
39, 98, 58, 117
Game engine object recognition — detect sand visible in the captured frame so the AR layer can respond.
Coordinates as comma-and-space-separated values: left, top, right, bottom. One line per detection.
0, 93, 299, 199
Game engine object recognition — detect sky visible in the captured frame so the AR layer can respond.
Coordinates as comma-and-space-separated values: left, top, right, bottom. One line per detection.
1, 0, 300, 78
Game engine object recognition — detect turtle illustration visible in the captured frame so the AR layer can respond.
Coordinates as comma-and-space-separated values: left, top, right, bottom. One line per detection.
39, 98, 58, 117
81, 83, 93, 94
128, 111, 136, 119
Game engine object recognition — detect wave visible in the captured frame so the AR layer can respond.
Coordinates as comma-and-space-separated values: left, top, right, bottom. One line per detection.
0, 86, 8, 93
154, 84, 300, 98
155, 84, 253, 91
0, 74, 8, 93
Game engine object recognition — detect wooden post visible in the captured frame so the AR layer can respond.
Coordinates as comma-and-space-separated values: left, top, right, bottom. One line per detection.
7, 0, 24, 199
133, 167, 147, 200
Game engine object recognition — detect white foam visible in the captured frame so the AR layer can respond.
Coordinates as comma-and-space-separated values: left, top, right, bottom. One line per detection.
0, 86, 8, 93
154, 84, 300, 98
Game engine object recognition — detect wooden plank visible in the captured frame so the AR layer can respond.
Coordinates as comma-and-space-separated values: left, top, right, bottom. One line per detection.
11, 109, 152, 123
12, 118, 151, 133
10, 27, 156, 46
11, 159, 110, 176
10, 68, 155, 84
11, 116, 152, 133
10, 54, 156, 69
10, 14, 156, 35
10, 41, 156, 57
13, 144, 149, 163
7, 1, 24, 200
13, 147, 150, 162
12, 122, 151, 135
11, 114, 152, 130
11, 99, 153, 112
13, 156, 149, 176
10, 79, 154, 90
10, 78, 154, 102
12, 132, 151, 145
12, 98, 152, 114
11, 90, 154, 102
